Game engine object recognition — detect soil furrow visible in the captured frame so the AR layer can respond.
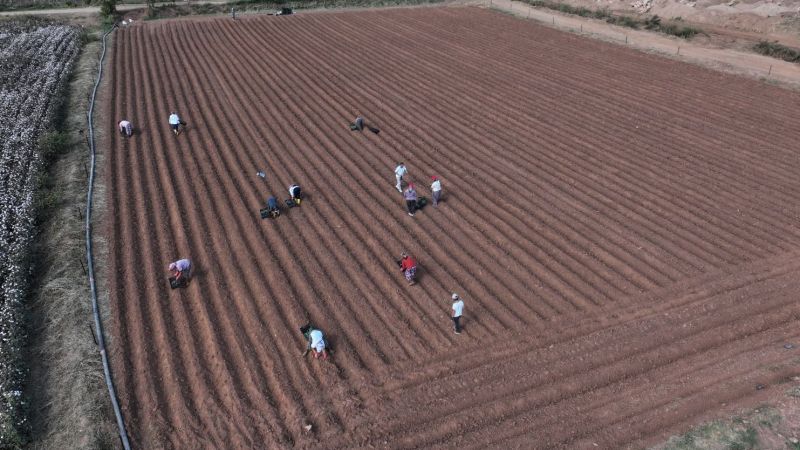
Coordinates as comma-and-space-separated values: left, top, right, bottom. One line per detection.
380, 252, 800, 400
278, 14, 636, 310
336, 13, 780, 268
370, 292, 799, 445
342, 11, 800, 259
397, 10, 800, 248
197, 19, 462, 360
306, 14, 732, 282
227, 18, 524, 338
104, 9, 800, 447
157, 21, 349, 442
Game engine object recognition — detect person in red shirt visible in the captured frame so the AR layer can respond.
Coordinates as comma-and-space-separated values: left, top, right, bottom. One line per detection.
398, 252, 417, 285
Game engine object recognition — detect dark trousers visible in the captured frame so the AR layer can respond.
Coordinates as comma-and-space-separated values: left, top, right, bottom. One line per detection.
406, 200, 416, 214
452, 316, 461, 332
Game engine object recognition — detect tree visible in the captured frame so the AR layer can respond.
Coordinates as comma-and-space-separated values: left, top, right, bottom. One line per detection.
99, 0, 117, 18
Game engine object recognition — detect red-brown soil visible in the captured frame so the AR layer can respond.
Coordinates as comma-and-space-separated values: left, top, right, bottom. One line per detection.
105, 6, 800, 448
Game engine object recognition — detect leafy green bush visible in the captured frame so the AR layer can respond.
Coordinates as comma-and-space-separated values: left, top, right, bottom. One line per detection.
754, 40, 800, 63
99, 0, 116, 17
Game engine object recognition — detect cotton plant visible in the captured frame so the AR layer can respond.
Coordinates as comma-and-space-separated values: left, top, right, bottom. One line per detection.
0, 21, 79, 448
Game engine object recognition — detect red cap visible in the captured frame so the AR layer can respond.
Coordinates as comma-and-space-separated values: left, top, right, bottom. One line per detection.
431, 175, 438, 180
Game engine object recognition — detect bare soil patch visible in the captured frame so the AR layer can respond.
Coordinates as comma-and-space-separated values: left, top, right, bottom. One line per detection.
105, 7, 800, 448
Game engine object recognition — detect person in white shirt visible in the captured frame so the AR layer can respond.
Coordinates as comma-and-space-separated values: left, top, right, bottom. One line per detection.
431, 176, 442, 206
394, 163, 407, 192
169, 111, 183, 135
168, 258, 192, 288
288, 183, 302, 205
118, 120, 132, 137
300, 324, 329, 360
451, 293, 464, 334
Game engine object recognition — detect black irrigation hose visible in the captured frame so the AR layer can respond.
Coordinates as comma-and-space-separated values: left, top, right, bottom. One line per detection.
86, 23, 131, 450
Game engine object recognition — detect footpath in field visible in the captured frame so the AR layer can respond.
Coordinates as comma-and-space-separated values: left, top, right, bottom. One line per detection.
105, 7, 800, 448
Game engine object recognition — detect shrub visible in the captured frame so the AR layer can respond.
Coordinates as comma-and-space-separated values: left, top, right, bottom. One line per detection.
99, 0, 116, 18
754, 40, 800, 63
606, 15, 640, 29
644, 14, 661, 30
664, 24, 700, 38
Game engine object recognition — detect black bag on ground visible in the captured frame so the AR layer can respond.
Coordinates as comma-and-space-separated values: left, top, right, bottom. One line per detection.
169, 276, 187, 289
416, 197, 428, 209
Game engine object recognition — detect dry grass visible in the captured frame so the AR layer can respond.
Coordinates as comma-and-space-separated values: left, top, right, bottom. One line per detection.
25, 27, 118, 450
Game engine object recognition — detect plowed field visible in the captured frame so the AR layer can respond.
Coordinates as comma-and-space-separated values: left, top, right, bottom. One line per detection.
105, 6, 800, 449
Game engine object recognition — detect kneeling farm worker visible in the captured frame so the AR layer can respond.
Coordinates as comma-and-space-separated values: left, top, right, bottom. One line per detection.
398, 252, 417, 285
301, 324, 329, 360
168, 258, 192, 288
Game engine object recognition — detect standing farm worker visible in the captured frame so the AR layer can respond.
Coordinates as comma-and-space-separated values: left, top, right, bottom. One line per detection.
118, 119, 133, 137
398, 252, 417, 285
451, 293, 464, 334
168, 258, 192, 282
300, 324, 329, 360
394, 162, 407, 192
403, 183, 418, 216
431, 176, 442, 206
288, 183, 302, 205
169, 111, 185, 135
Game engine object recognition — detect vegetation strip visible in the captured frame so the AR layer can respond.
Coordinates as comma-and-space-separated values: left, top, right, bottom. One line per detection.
754, 40, 800, 64
0, 18, 79, 447
141, 0, 443, 20
519, 0, 703, 39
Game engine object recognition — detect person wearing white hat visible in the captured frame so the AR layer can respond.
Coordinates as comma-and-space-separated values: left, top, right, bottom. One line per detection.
451, 293, 464, 334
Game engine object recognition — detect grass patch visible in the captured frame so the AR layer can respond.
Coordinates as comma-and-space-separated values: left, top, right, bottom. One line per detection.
754, 40, 800, 64
662, 421, 762, 450
658, 408, 791, 450
38, 132, 71, 161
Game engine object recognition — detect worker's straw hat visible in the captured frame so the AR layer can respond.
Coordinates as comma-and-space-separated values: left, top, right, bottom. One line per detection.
168, 262, 176, 271
452, 293, 459, 300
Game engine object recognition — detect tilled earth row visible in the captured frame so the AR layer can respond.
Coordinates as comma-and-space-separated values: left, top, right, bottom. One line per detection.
105, 6, 800, 448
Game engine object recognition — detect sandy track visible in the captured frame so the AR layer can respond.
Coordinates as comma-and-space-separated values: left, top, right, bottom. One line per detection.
105, 6, 800, 448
